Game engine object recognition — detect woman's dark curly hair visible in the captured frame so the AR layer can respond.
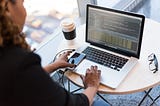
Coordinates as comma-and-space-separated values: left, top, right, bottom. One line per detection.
0, 0, 30, 51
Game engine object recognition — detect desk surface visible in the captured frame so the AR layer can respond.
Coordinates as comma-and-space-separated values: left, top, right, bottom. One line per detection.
36, 18, 160, 94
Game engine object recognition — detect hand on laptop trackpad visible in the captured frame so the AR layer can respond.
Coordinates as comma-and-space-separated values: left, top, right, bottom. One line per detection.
75, 59, 113, 75
75, 59, 98, 75
75, 59, 122, 88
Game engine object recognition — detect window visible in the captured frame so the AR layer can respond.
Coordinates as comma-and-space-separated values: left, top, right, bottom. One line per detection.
24, 0, 78, 48
24, 0, 160, 49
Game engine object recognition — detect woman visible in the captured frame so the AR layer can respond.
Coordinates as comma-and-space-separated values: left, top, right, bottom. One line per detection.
0, 0, 102, 106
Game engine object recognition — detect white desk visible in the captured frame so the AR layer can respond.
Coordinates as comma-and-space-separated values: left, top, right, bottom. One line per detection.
36, 18, 160, 94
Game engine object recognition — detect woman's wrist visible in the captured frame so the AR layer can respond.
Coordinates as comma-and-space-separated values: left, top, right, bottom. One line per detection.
85, 82, 99, 90
86, 86, 98, 91
83, 86, 98, 106
43, 62, 60, 73
51, 61, 60, 70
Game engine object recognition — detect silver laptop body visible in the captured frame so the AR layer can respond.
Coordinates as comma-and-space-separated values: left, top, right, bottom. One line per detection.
74, 4, 145, 89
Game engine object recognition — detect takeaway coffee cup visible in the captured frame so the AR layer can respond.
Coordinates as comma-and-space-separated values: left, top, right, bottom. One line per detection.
61, 18, 76, 40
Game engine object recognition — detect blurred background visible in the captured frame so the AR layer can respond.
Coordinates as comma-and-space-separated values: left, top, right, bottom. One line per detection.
23, 0, 160, 49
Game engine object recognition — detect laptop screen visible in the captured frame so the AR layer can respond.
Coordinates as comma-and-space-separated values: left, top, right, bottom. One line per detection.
86, 4, 145, 58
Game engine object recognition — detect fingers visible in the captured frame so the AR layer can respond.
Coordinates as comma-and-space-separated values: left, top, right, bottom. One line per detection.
85, 66, 101, 77
63, 51, 72, 56
67, 63, 76, 68
91, 65, 97, 70
97, 70, 101, 79
58, 51, 70, 60
87, 66, 101, 78
59, 51, 72, 56
86, 68, 91, 73
89, 65, 100, 73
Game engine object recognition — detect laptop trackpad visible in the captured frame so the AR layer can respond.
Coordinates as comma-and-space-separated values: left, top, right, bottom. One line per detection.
75, 59, 125, 88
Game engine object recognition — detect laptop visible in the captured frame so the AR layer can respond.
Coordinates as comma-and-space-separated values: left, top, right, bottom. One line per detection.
73, 4, 145, 89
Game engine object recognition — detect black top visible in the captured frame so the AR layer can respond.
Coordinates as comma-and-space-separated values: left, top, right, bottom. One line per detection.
0, 46, 89, 106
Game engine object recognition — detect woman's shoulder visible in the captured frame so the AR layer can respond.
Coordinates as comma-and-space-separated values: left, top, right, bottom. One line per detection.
0, 46, 42, 80
1, 46, 38, 57
0, 46, 41, 67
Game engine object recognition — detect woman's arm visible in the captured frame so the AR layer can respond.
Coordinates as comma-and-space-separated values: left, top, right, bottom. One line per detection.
81, 66, 101, 106
83, 87, 98, 106
43, 51, 75, 73
44, 53, 101, 106
16, 52, 89, 106
43, 62, 59, 73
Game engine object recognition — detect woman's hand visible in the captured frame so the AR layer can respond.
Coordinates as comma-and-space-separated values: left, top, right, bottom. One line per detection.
54, 51, 75, 68
43, 51, 75, 73
81, 66, 101, 89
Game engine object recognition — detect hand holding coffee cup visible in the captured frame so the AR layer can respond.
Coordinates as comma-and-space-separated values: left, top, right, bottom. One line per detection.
61, 18, 76, 40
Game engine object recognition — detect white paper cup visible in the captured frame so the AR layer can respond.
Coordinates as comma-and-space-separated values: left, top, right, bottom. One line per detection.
61, 18, 76, 40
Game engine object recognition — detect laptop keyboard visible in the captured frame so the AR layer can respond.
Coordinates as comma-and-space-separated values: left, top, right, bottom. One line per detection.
82, 47, 128, 71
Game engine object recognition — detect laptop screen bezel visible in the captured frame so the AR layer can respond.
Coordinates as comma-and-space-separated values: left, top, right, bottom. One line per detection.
86, 4, 145, 59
